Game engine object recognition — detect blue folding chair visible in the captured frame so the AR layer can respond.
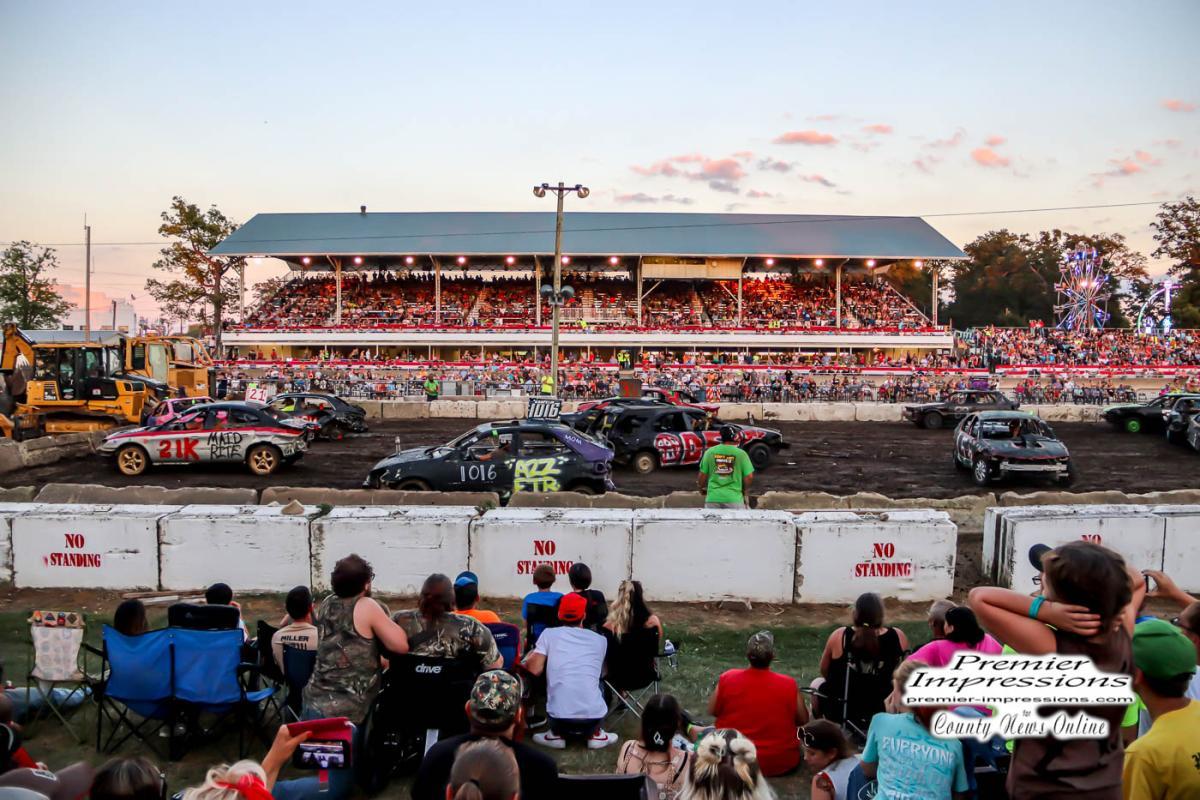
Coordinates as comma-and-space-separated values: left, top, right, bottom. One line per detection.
95, 626, 174, 757
281, 645, 317, 722
484, 622, 522, 670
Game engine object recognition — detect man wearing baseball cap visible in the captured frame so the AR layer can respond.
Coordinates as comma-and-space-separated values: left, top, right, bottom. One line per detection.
411, 670, 558, 800
522, 592, 617, 750
1121, 619, 1200, 800
452, 571, 502, 624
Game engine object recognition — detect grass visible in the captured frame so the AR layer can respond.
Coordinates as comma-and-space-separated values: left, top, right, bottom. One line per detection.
0, 603, 929, 800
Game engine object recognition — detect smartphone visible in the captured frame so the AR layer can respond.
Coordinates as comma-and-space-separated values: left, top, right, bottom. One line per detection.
292, 738, 351, 770
1145, 574, 1156, 593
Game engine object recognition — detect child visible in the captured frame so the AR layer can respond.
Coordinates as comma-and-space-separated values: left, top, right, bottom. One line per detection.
568, 562, 608, 632
206, 582, 248, 640
0, 693, 40, 771
522, 564, 562, 645
800, 720, 859, 800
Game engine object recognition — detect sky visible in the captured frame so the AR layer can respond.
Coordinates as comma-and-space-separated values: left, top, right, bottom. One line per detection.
1, 1, 1198, 321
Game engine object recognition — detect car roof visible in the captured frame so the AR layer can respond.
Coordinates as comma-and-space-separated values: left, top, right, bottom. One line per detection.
975, 410, 1038, 420
185, 401, 264, 413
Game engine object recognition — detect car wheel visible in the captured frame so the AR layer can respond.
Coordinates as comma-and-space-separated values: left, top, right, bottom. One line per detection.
328, 423, 346, 442
1166, 428, 1184, 445
568, 483, 597, 496
1060, 462, 1077, 486
632, 451, 657, 475
1124, 418, 1142, 434
923, 412, 944, 430
115, 444, 149, 477
972, 457, 992, 486
394, 478, 431, 491
746, 443, 772, 470
246, 444, 282, 476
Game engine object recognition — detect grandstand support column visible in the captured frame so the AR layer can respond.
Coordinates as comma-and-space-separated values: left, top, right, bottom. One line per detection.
835, 260, 846, 328
433, 256, 442, 324
737, 273, 744, 327
326, 256, 343, 326
636, 257, 643, 326
932, 265, 939, 326
534, 256, 542, 326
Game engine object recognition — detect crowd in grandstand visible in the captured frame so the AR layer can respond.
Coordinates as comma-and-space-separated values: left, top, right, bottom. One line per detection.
960, 327, 1200, 368
6, 544, 1197, 799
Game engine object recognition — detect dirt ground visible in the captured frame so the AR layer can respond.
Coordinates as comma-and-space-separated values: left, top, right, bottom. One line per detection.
7, 419, 1197, 499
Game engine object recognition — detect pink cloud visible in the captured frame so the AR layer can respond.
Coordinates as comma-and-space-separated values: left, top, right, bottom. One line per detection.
809, 114, 840, 121
800, 174, 836, 188
863, 123, 893, 134
1162, 98, 1196, 113
698, 158, 746, 181
985, 135, 1006, 146
631, 160, 681, 177
614, 192, 694, 205
731, 150, 754, 161
708, 180, 740, 194
773, 129, 837, 146
757, 157, 794, 173
913, 156, 939, 174
971, 147, 1011, 168
745, 189, 773, 198
631, 153, 747, 183
925, 129, 966, 149
1134, 150, 1158, 164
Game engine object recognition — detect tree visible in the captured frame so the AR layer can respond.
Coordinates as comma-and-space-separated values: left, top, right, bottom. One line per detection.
1150, 196, 1200, 328
1033, 230, 1149, 328
144, 197, 243, 355
0, 241, 74, 328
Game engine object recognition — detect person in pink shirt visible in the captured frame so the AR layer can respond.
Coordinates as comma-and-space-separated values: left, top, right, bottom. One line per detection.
908, 606, 1002, 667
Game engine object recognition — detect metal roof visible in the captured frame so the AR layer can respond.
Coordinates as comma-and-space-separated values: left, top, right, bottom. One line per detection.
20, 329, 126, 346
209, 211, 966, 263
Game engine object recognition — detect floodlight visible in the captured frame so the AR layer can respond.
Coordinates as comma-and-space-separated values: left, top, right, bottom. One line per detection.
914, 260, 924, 268
765, 258, 775, 266
505, 256, 516, 265
866, 259, 876, 267
457, 256, 467, 265
609, 256, 619, 265
533, 185, 547, 198
301, 257, 311, 265
561, 256, 571, 265
353, 256, 363, 265
814, 258, 824, 267
540, 284, 554, 298
561, 286, 575, 300
405, 256, 415, 265
576, 186, 590, 198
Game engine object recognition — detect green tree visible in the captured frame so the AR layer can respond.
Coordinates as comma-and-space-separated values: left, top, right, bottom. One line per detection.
883, 260, 934, 318
0, 241, 74, 328
1034, 230, 1149, 328
144, 196, 243, 355
945, 230, 1056, 327
1150, 196, 1200, 328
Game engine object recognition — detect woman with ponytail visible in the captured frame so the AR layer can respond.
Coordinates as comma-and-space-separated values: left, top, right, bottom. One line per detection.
616, 694, 690, 798
908, 605, 1001, 667
681, 729, 775, 800
811, 593, 907, 727
445, 740, 519, 800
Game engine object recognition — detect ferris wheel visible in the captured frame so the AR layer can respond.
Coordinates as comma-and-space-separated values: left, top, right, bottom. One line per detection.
1054, 246, 1111, 331
1136, 279, 1177, 334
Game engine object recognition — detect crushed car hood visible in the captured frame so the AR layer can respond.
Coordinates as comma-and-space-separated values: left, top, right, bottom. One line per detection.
981, 436, 1068, 459
373, 446, 439, 469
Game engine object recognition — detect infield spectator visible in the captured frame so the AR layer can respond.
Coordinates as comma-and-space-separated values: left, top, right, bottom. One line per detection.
681, 728, 775, 800
605, 579, 664, 642
616, 693, 690, 799
113, 599, 148, 637
205, 582, 248, 640
567, 562, 608, 631
271, 585, 319, 673
908, 606, 1002, 667
523, 592, 616, 749
394, 574, 503, 670
412, 670, 558, 800
88, 757, 164, 800
0, 694, 39, 772
521, 564, 562, 645
697, 425, 753, 509
709, 630, 808, 777
453, 571, 503, 624
812, 593, 908, 725
925, 599, 957, 644
800, 720, 859, 800
445, 739, 520, 800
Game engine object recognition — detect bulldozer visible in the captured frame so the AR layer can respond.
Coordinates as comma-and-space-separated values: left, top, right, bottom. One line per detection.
160, 334, 215, 398
0, 324, 149, 440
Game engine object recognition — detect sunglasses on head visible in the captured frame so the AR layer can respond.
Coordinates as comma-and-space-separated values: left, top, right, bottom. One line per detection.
797, 728, 816, 747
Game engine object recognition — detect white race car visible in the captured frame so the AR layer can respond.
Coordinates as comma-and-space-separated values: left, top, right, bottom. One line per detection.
99, 401, 309, 476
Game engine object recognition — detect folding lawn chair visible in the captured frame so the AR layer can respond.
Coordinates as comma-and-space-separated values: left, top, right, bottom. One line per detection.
523, 602, 559, 652
24, 610, 94, 743
484, 622, 522, 670
280, 645, 317, 722
605, 627, 660, 722
254, 620, 284, 685
95, 626, 174, 757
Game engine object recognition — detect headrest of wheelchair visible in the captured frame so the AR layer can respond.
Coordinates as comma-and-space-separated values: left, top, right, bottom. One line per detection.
167, 602, 241, 630
385, 653, 480, 681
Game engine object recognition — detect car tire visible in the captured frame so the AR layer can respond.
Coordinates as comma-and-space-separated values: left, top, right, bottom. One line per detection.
568, 483, 597, 496
972, 457, 992, 486
746, 443, 772, 470
632, 451, 657, 475
1060, 463, 1077, 486
246, 444, 282, 476
1166, 428, 1184, 445
1124, 418, 1142, 434
923, 412, 944, 430
327, 423, 346, 442
393, 478, 431, 491
115, 444, 149, 477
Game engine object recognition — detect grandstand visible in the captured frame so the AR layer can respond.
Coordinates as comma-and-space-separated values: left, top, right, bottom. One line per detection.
211, 211, 964, 360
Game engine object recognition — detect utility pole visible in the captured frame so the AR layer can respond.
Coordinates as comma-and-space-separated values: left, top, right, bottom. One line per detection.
84, 219, 92, 337
533, 182, 588, 395
111, 300, 117, 330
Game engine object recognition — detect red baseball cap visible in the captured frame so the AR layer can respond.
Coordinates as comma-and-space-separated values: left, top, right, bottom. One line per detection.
558, 592, 588, 622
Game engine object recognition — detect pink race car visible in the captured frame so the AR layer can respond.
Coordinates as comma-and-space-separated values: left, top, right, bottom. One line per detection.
145, 396, 214, 427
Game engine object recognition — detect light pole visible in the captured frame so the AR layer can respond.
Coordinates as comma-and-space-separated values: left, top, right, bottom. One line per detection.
533, 181, 588, 394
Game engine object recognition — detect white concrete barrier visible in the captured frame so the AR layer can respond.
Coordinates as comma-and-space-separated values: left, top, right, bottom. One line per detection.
311, 506, 476, 595
1152, 505, 1200, 593
0, 503, 51, 584
993, 505, 1165, 592
12, 504, 178, 590
633, 509, 795, 603
468, 508, 633, 599
160, 505, 316, 592
795, 510, 957, 603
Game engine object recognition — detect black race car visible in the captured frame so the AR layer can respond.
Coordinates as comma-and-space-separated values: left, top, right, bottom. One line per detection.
953, 411, 1073, 486
566, 403, 787, 474
267, 393, 368, 440
1162, 395, 1200, 445
363, 420, 615, 497
904, 390, 1018, 429
1102, 393, 1192, 434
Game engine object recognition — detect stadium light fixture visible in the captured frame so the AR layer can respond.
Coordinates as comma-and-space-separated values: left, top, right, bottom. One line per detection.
533, 180, 589, 396
561, 256, 571, 265
405, 256, 415, 265
814, 258, 824, 267
914, 260, 924, 268
506, 256, 516, 265
866, 259, 876, 267
353, 256, 363, 265
765, 258, 775, 266
609, 256, 619, 265
457, 256, 467, 265
301, 256, 311, 265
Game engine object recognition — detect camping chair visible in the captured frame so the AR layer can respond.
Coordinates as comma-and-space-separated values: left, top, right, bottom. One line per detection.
167, 603, 241, 631
808, 630, 900, 744
24, 610, 94, 743
170, 627, 278, 761
281, 645, 317, 722
95, 626, 174, 758
523, 601, 560, 652
484, 622, 522, 670
604, 627, 660, 722
254, 620, 283, 685
557, 774, 659, 800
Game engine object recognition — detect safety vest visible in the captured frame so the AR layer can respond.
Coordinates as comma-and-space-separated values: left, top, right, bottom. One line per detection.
541, 375, 554, 394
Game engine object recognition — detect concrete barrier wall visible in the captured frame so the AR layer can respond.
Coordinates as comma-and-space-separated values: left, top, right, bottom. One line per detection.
795, 510, 957, 603
1151, 505, 1200, 593
35, 483, 258, 506
468, 508, 633, 599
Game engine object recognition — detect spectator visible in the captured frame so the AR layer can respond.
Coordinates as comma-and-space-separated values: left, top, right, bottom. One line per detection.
192, 725, 314, 800
425, 375, 439, 401
205, 582, 247, 640
925, 599, 957, 643
907, 606, 1002, 667
271, 585, 319, 673
453, 571, 503, 624
605, 579, 664, 641
444, 739, 520, 800
393, 574, 503, 670
521, 564, 562, 645
89, 757, 164, 800
812, 593, 908, 725
412, 670, 558, 800
970, 541, 1143, 800
800, 720, 859, 800
113, 599, 148, 637
860, 659, 969, 799
523, 592, 616, 749
303, 554, 410, 725
709, 630, 808, 777
1121, 619, 1200, 800
616, 693, 690, 799
1144, 569, 1200, 699
0, 763, 94, 798
567, 562, 608, 631
681, 728, 774, 800
697, 425, 753, 509
0, 694, 38, 772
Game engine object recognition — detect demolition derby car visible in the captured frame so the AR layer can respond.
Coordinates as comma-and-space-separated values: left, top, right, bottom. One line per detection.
1162, 394, 1200, 446
577, 386, 720, 415
953, 411, 1073, 486
99, 401, 309, 477
1102, 393, 1197, 435
363, 420, 615, 495
565, 403, 787, 474
266, 392, 369, 440
144, 395, 213, 427
904, 390, 1019, 429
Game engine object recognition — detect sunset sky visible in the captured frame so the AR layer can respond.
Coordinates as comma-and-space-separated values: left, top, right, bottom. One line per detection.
2, 1, 1197, 320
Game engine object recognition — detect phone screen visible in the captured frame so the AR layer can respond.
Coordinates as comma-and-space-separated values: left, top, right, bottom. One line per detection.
292, 739, 351, 770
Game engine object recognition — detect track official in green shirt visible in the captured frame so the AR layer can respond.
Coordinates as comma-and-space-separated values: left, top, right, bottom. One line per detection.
424, 376, 439, 401
698, 425, 754, 509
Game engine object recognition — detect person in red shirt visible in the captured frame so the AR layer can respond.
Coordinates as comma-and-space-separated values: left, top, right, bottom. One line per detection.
707, 630, 809, 776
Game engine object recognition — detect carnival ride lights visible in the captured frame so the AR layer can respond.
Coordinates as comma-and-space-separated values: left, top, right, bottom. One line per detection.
1054, 246, 1111, 331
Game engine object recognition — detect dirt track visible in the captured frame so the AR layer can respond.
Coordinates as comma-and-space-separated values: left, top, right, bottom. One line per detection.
5, 420, 1197, 498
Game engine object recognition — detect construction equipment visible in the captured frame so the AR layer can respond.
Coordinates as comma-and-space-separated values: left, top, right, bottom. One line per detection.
0, 324, 149, 439
161, 335, 215, 398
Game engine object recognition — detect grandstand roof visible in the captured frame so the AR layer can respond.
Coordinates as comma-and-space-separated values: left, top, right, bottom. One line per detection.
209, 211, 966, 267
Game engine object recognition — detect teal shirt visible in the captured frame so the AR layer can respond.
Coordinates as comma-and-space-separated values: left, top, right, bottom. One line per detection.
699, 443, 753, 505
862, 712, 970, 800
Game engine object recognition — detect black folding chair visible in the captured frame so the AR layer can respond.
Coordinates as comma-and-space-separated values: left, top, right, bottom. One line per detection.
523, 601, 560, 652
254, 620, 283, 685
167, 603, 241, 631
605, 628, 660, 721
